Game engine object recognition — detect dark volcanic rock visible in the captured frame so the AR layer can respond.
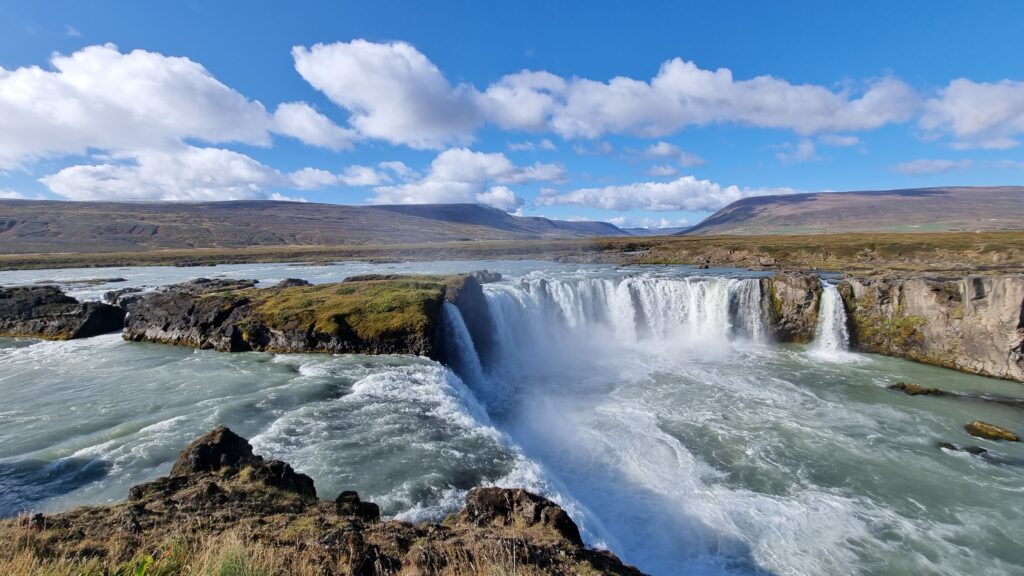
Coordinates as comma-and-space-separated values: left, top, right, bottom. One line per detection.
455, 487, 584, 547
888, 382, 946, 396
761, 271, 823, 343
272, 278, 311, 289
2, 428, 643, 575
0, 286, 125, 339
123, 274, 484, 358
169, 426, 257, 476
468, 269, 502, 284
336, 490, 381, 521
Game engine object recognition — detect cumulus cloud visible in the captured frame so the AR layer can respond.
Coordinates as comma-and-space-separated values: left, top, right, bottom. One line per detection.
921, 79, 1024, 149
272, 102, 356, 150
0, 189, 27, 199
291, 40, 921, 148
0, 43, 355, 171
371, 147, 564, 210
0, 44, 273, 169
891, 158, 974, 175
642, 141, 704, 166
38, 146, 364, 201
292, 40, 481, 149
572, 141, 615, 156
535, 175, 797, 212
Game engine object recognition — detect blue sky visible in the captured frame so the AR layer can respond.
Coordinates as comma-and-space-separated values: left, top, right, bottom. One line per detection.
1, 1, 1023, 228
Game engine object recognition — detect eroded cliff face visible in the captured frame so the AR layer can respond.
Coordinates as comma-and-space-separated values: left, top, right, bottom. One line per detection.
123, 275, 487, 359
761, 271, 822, 343
839, 275, 1024, 382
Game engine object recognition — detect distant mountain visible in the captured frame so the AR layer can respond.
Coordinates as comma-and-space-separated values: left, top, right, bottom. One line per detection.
623, 226, 691, 236
685, 187, 1024, 235
0, 200, 624, 253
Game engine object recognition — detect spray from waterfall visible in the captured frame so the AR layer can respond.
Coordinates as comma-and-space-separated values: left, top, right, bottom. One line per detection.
814, 283, 850, 353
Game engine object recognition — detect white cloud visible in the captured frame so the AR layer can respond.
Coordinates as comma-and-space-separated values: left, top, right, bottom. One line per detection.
371, 147, 564, 210
820, 134, 860, 147
288, 165, 391, 189
994, 160, 1024, 170
535, 175, 796, 212
65, 25, 81, 38
547, 62, 918, 139
39, 146, 344, 201
891, 158, 974, 175
0, 44, 273, 169
377, 161, 420, 180
292, 40, 481, 149
643, 141, 704, 166
921, 79, 1024, 149
0, 189, 27, 199
508, 138, 557, 152
775, 139, 820, 164
606, 216, 689, 229
645, 164, 679, 177
290, 40, 920, 148
272, 102, 356, 150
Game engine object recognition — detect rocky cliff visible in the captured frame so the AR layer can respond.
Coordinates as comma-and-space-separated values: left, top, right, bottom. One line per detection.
0, 285, 125, 339
838, 275, 1024, 382
761, 271, 823, 343
123, 275, 486, 359
0, 427, 642, 575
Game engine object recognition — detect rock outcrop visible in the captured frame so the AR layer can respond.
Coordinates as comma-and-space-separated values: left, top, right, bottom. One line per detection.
964, 420, 1020, 442
761, 271, 823, 343
839, 275, 1024, 382
0, 428, 643, 575
0, 285, 125, 339
123, 274, 489, 359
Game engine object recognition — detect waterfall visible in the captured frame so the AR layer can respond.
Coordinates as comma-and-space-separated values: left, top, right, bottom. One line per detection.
814, 283, 850, 352
441, 302, 487, 386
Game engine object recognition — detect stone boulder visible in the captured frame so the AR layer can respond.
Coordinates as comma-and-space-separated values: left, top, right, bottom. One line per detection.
888, 382, 945, 396
964, 420, 1020, 442
0, 286, 125, 339
452, 487, 583, 546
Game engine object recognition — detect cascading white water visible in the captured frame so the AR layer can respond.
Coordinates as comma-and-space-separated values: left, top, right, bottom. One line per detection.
813, 283, 850, 352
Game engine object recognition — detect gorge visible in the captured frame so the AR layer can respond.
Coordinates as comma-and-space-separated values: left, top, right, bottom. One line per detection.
1, 260, 1023, 575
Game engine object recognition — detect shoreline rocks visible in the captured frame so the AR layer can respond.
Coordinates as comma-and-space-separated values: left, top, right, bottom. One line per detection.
1, 427, 643, 575
0, 285, 125, 339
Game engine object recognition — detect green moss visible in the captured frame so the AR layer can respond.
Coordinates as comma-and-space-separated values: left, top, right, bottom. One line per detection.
251, 276, 455, 341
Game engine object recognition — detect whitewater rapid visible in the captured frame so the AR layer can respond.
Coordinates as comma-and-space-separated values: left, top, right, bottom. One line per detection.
1, 261, 1022, 576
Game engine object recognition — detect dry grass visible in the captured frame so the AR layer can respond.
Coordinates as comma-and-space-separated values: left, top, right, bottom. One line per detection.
2, 231, 1023, 274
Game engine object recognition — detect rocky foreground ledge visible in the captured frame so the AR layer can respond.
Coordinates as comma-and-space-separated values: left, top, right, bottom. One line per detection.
0, 285, 124, 340
0, 427, 642, 575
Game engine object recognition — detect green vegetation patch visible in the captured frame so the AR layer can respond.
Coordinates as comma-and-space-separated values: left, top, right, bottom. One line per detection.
251, 275, 458, 341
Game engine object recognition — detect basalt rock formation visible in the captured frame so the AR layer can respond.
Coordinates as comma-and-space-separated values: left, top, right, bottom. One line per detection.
0, 427, 643, 575
0, 285, 125, 339
761, 271, 823, 343
123, 274, 488, 359
839, 275, 1024, 382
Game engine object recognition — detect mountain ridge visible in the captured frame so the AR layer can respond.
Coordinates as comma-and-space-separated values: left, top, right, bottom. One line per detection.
685, 186, 1024, 235
0, 200, 624, 253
